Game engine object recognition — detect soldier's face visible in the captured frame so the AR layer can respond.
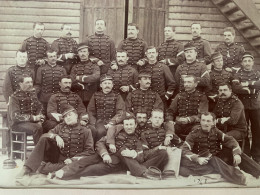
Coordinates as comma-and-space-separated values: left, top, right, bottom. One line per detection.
127, 26, 139, 39
59, 78, 72, 92
191, 24, 202, 37
200, 114, 215, 132
218, 85, 232, 99
213, 56, 224, 70
95, 20, 106, 33
61, 25, 72, 38
164, 27, 175, 40
116, 52, 128, 66
146, 48, 158, 62
47, 52, 58, 65
123, 119, 137, 135
183, 77, 197, 92
224, 31, 235, 44
78, 48, 89, 61
19, 77, 33, 92
33, 24, 45, 38
184, 49, 197, 62
242, 57, 254, 71
64, 111, 78, 125
100, 80, 113, 94
16, 52, 28, 67
139, 77, 151, 89
136, 113, 148, 127
150, 111, 164, 128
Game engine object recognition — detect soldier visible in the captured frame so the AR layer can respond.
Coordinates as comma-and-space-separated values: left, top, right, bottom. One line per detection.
157, 25, 185, 76
175, 42, 210, 93
43, 76, 88, 132
3, 50, 34, 103
189, 23, 212, 65
20, 22, 50, 73
180, 112, 247, 185
16, 104, 96, 178
117, 23, 148, 71
213, 83, 247, 143
139, 46, 176, 108
233, 52, 260, 163
215, 27, 245, 73
70, 43, 100, 108
35, 49, 67, 114
207, 51, 233, 111
107, 50, 138, 100
84, 19, 116, 74
165, 75, 208, 139
87, 75, 126, 142
51, 23, 78, 74
8, 75, 44, 145
125, 70, 163, 118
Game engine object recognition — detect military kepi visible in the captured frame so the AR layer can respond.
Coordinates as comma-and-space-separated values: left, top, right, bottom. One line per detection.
100, 74, 113, 83
242, 51, 254, 60
77, 43, 88, 51
60, 104, 76, 117
211, 51, 222, 60
184, 42, 196, 51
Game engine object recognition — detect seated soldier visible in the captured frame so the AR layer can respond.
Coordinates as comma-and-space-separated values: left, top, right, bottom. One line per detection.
180, 112, 260, 185
87, 74, 126, 142
165, 75, 208, 139
16, 104, 96, 178
43, 75, 88, 132
8, 74, 44, 145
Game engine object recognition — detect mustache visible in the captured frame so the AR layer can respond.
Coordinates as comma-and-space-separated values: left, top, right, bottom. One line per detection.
66, 32, 72, 35
220, 94, 226, 96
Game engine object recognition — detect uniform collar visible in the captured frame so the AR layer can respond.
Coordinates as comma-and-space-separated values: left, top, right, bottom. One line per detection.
95, 33, 104, 37
192, 36, 201, 41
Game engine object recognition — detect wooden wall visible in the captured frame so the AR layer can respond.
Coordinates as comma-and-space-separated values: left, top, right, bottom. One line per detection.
167, 0, 260, 67
0, 0, 81, 109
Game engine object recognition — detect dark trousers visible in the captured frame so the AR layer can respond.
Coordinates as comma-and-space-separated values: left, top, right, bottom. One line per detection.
174, 123, 197, 140
89, 121, 108, 142
245, 109, 260, 161
118, 149, 169, 177
42, 120, 59, 133
12, 122, 43, 144
25, 137, 66, 172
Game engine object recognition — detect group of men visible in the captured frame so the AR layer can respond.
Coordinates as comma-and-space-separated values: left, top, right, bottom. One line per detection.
2, 19, 260, 185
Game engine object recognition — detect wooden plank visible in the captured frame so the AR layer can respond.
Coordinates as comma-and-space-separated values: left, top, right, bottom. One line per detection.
174, 34, 247, 42
169, 0, 215, 7
169, 13, 226, 22
168, 19, 231, 28
0, 1, 80, 10
0, 51, 16, 58
0, 44, 20, 51
0, 7, 80, 17
169, 6, 220, 14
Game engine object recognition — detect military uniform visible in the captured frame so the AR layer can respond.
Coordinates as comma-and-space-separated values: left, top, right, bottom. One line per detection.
215, 42, 245, 71
126, 88, 163, 118
166, 90, 208, 138
175, 60, 210, 92
189, 36, 212, 65
35, 64, 67, 113
70, 60, 100, 107
84, 33, 116, 74
8, 89, 43, 144
180, 125, 247, 185
214, 94, 247, 140
117, 38, 148, 71
20, 36, 50, 72
51, 37, 78, 74
2, 65, 34, 103
87, 91, 126, 141
233, 68, 260, 162
23, 122, 95, 174
157, 39, 185, 75
107, 64, 139, 100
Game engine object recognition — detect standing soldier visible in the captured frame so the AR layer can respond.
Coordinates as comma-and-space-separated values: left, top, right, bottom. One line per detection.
157, 25, 184, 76
233, 52, 260, 164
51, 24, 78, 74
139, 46, 176, 108
107, 50, 138, 100
84, 19, 116, 75
175, 42, 210, 93
117, 23, 148, 71
215, 27, 245, 73
70, 43, 100, 108
20, 22, 50, 73
3, 50, 34, 103
35, 49, 67, 114
189, 23, 212, 65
